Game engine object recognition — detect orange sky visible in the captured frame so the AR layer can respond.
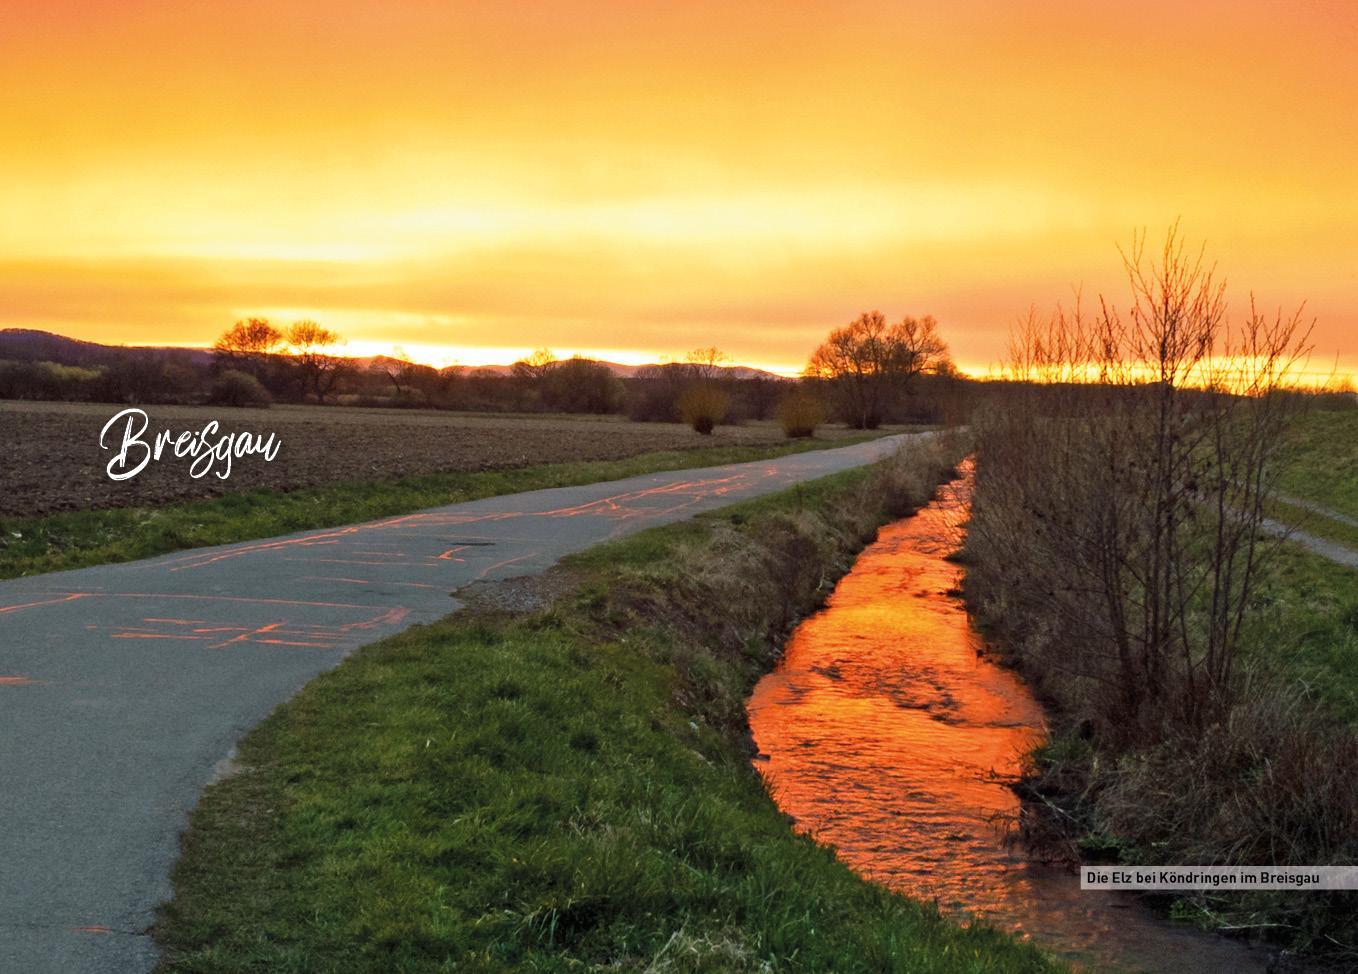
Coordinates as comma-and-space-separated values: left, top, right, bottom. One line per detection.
3, 0, 1356, 378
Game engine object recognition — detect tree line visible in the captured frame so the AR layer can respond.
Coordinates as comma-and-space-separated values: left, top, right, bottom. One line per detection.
0, 310, 965, 435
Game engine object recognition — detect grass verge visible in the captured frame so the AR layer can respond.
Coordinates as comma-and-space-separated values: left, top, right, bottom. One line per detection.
0, 436, 886, 580
153, 436, 1061, 973
1277, 407, 1358, 521
1246, 541, 1358, 721
1264, 496, 1358, 553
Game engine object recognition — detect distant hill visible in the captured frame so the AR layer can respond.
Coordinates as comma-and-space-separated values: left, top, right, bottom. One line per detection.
0, 329, 787, 380
0, 329, 213, 368
456, 360, 786, 380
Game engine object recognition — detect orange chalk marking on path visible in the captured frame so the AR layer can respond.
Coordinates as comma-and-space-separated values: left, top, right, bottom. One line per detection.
0, 593, 88, 615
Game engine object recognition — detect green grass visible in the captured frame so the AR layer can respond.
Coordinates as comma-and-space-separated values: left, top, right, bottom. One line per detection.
0, 436, 884, 580
1264, 496, 1358, 551
1276, 407, 1358, 521
154, 451, 1060, 974
1251, 405, 1358, 717
1246, 540, 1358, 720
1268, 404, 1358, 550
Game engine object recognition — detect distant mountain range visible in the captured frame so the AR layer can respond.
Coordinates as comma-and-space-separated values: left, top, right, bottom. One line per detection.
450, 360, 786, 380
0, 329, 787, 380
0, 329, 215, 368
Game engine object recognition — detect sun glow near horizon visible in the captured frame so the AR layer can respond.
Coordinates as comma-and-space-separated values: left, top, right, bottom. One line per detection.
138, 335, 813, 377
3, 0, 1356, 378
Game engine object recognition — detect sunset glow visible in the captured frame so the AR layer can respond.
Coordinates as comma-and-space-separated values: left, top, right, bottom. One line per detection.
4, 0, 1356, 377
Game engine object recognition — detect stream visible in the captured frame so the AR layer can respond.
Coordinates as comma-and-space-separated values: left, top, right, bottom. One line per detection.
746, 465, 1277, 973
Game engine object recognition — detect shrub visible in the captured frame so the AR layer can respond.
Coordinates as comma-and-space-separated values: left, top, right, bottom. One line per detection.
777, 390, 827, 438
677, 385, 730, 434
626, 363, 691, 422
540, 357, 621, 414
625, 385, 677, 422
390, 388, 427, 409
960, 229, 1356, 956
208, 369, 272, 407
0, 360, 101, 400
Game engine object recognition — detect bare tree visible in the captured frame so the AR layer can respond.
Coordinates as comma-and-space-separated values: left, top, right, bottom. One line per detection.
685, 346, 729, 383
629, 362, 691, 422
213, 318, 283, 375
806, 311, 951, 428
967, 226, 1313, 740
286, 320, 346, 403
371, 346, 421, 396
512, 348, 557, 384
897, 315, 950, 376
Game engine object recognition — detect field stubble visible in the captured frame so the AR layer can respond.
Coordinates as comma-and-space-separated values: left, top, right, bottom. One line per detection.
0, 401, 868, 519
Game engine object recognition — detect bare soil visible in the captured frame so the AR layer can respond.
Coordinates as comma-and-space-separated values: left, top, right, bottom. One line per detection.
0, 401, 861, 518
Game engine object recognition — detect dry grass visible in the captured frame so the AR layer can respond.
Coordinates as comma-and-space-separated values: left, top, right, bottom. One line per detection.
676, 385, 731, 435
777, 391, 828, 438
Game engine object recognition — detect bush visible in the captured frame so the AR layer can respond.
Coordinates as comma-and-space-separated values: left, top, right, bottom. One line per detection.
777, 390, 827, 438
677, 385, 730, 434
208, 370, 272, 407
540, 358, 621, 414
0, 360, 101, 400
390, 388, 427, 409
626, 363, 693, 422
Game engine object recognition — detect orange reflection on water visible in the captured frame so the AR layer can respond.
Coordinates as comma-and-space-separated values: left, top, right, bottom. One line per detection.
749, 463, 1046, 900
747, 466, 1272, 972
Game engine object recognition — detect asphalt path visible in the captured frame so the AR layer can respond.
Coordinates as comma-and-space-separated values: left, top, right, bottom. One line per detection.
0, 432, 922, 973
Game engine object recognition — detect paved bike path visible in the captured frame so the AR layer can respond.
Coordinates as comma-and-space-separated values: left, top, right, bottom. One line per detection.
0, 432, 921, 973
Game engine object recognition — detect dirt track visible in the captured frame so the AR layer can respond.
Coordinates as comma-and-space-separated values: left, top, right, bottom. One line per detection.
0, 402, 858, 518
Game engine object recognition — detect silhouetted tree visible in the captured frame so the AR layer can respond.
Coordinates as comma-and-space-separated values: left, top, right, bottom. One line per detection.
807, 311, 950, 428
736, 375, 781, 421
286, 320, 347, 403
628, 362, 691, 421
371, 347, 411, 395
0, 361, 101, 401
511, 348, 558, 409
512, 348, 557, 384
214, 318, 283, 373
368, 346, 438, 404
209, 369, 272, 407
685, 346, 728, 382
541, 357, 620, 413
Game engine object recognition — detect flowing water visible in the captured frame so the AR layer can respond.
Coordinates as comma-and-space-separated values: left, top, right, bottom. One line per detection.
747, 466, 1276, 973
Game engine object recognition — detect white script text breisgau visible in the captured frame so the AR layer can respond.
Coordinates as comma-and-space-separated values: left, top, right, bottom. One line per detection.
99, 408, 282, 482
